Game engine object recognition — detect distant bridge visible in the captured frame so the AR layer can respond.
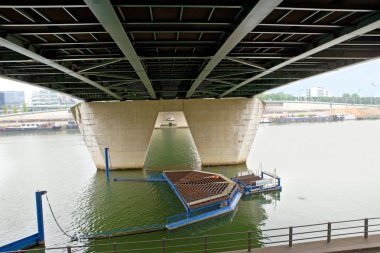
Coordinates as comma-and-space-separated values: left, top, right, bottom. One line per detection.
0, 1, 379, 101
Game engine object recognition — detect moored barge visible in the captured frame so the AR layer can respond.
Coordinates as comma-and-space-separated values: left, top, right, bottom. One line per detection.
233, 169, 282, 195
163, 170, 241, 229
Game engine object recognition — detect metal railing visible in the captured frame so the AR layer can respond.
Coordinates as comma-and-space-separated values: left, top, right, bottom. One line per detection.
3, 217, 380, 253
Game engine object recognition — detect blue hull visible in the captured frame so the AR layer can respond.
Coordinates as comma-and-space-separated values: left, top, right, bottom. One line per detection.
166, 192, 242, 230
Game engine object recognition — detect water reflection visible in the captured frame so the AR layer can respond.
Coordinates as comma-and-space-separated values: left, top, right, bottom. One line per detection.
144, 128, 201, 171
75, 163, 276, 252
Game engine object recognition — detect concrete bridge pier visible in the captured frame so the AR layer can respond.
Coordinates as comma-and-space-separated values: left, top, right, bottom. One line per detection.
71, 98, 264, 170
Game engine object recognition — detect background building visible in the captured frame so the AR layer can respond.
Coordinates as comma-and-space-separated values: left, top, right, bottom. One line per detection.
30, 90, 79, 111
305, 87, 331, 98
0, 91, 25, 107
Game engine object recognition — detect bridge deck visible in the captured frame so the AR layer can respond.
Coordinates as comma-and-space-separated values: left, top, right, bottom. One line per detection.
0, 1, 379, 101
227, 234, 380, 253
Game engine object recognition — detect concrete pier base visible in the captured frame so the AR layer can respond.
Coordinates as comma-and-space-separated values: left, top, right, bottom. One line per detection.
72, 98, 264, 169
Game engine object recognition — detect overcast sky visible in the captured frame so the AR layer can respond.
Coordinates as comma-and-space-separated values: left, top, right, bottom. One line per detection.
0, 57, 379, 97
0, 76, 42, 92
266, 58, 380, 97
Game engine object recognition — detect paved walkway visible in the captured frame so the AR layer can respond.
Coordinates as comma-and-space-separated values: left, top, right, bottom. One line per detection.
226, 234, 380, 253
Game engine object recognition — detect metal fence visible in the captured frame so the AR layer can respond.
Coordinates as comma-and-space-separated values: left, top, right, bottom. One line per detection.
3, 217, 380, 253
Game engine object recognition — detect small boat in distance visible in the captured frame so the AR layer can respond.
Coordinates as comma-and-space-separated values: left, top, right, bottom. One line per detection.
260, 117, 271, 124
5, 123, 41, 131
343, 114, 356, 120
3, 122, 63, 132
161, 114, 177, 127
66, 120, 79, 129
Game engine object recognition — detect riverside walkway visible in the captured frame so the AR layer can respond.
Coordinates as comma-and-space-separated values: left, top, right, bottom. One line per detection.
228, 234, 380, 253
2, 217, 379, 252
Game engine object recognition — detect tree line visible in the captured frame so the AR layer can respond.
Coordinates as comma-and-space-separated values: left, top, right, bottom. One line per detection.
1, 102, 27, 114
258, 92, 380, 105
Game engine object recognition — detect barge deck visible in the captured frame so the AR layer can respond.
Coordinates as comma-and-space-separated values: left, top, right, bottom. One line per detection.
163, 170, 241, 229
233, 170, 282, 195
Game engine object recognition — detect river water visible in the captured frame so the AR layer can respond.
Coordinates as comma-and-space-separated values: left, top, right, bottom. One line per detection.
1, 120, 380, 250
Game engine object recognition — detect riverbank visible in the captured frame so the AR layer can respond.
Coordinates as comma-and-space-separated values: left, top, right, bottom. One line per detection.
262, 102, 380, 124
0, 109, 77, 130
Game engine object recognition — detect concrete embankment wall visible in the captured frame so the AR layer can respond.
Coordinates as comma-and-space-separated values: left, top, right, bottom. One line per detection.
0, 110, 74, 127
72, 98, 264, 170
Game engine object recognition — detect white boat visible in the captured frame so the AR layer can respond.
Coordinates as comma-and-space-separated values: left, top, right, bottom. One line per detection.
5, 123, 41, 131
260, 117, 271, 123
343, 114, 356, 120
4, 122, 61, 131
165, 114, 175, 121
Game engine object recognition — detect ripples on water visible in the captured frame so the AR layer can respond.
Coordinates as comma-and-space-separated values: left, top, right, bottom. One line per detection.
1, 121, 380, 248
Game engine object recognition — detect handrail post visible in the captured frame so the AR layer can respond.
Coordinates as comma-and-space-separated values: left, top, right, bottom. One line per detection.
162, 238, 166, 253
248, 231, 252, 252
67, 246, 71, 253
364, 218, 369, 238
289, 226, 293, 247
204, 236, 208, 253
327, 222, 332, 243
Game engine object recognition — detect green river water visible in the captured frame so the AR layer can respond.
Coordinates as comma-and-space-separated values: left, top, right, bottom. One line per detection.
1, 120, 380, 251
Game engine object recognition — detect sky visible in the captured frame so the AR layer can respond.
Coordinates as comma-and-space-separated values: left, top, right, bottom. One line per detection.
0, 57, 379, 97
0, 77, 46, 104
265, 58, 380, 97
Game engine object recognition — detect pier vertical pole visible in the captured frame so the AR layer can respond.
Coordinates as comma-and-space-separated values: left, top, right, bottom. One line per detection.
204, 236, 208, 253
288, 226, 293, 247
35, 191, 47, 245
364, 218, 369, 238
105, 147, 110, 181
247, 231, 252, 252
162, 238, 166, 253
327, 222, 332, 242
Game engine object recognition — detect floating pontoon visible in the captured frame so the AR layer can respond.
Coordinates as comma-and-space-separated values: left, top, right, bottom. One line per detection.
233, 169, 282, 195
163, 170, 241, 229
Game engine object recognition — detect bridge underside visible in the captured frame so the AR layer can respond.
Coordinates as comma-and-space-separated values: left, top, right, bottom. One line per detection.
0, 1, 379, 101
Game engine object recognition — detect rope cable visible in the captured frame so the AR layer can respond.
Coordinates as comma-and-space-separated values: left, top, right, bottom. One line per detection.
45, 194, 78, 241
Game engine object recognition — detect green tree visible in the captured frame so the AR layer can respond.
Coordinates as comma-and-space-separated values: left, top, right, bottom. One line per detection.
258, 92, 297, 101
2, 104, 8, 114
12, 105, 18, 113
22, 102, 27, 112
351, 93, 360, 104
342, 93, 351, 103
